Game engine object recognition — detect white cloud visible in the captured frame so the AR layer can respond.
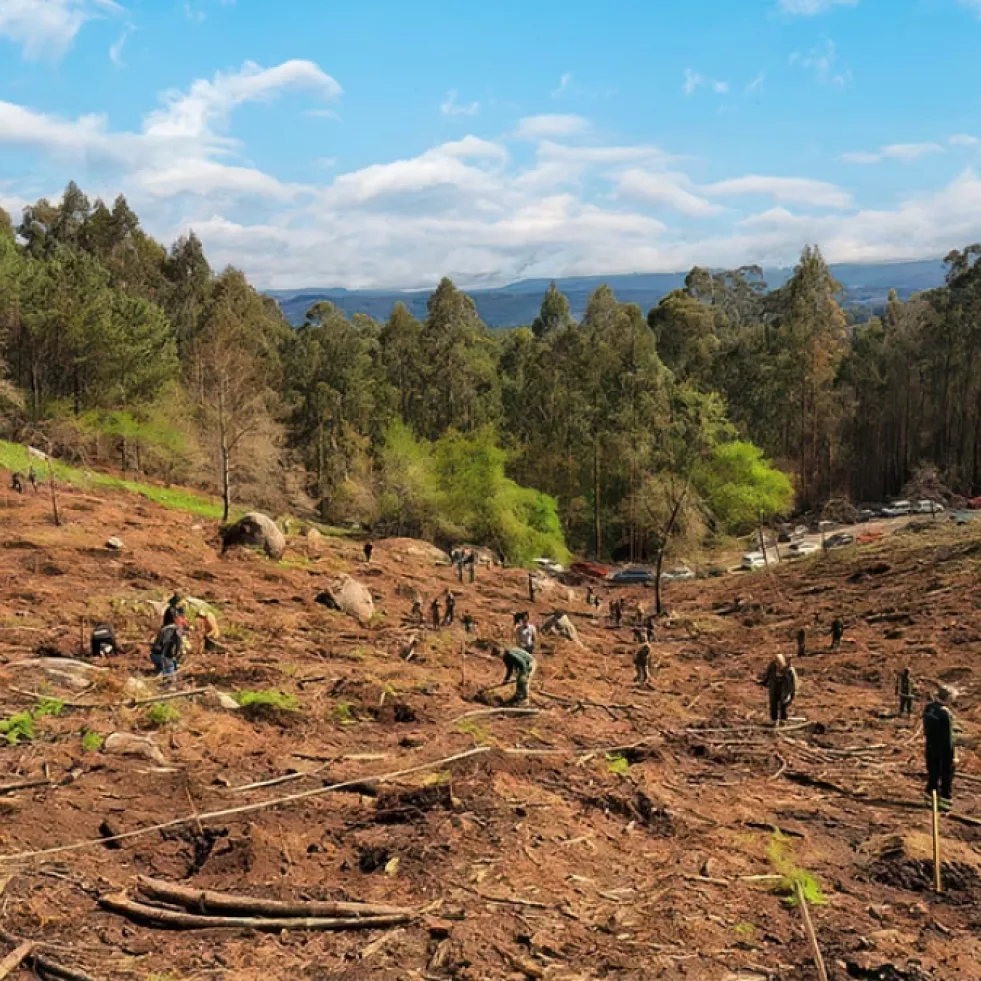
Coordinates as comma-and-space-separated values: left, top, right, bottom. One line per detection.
704, 175, 852, 209
789, 39, 851, 88
0, 0, 121, 61
108, 21, 132, 66
551, 72, 573, 98
778, 0, 858, 14
950, 134, 980, 147
841, 142, 944, 164
512, 114, 590, 140
682, 69, 729, 97
617, 169, 722, 218
746, 73, 766, 95
440, 90, 480, 117
134, 159, 304, 201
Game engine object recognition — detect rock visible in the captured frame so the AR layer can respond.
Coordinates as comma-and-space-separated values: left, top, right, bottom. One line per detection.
306, 527, 323, 543
105, 537, 124, 551
220, 512, 286, 561
202, 690, 241, 711
381, 538, 448, 564
316, 575, 374, 624
104, 732, 167, 766
9, 657, 107, 692
542, 613, 582, 646
123, 677, 155, 702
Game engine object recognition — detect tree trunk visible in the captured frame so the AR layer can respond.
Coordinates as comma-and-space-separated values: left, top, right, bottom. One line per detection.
221, 439, 231, 524
654, 547, 665, 617
592, 436, 601, 559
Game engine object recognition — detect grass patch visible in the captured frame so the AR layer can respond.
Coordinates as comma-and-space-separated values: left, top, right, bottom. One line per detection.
767, 830, 828, 907
234, 690, 299, 721
81, 730, 104, 753
145, 703, 181, 727
732, 922, 756, 938
605, 752, 630, 776
0, 439, 224, 519
34, 697, 64, 719
454, 718, 494, 745
330, 700, 358, 726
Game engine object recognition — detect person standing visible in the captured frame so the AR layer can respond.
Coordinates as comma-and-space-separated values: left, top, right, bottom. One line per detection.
528, 572, 536, 603
430, 597, 441, 630
796, 628, 806, 659
443, 590, 456, 626
923, 687, 957, 811
515, 613, 537, 656
363, 541, 374, 564
761, 652, 797, 727
634, 642, 652, 686
830, 618, 844, 651
897, 667, 915, 717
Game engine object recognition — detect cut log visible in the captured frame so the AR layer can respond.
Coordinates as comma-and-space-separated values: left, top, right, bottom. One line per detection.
136, 876, 412, 918
0, 928, 94, 981
0, 942, 33, 980
99, 893, 412, 932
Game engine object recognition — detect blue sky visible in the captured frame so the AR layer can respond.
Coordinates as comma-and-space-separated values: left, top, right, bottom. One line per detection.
2, 0, 981, 288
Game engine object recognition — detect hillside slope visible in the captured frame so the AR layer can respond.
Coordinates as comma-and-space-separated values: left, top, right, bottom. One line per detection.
0, 479, 979, 979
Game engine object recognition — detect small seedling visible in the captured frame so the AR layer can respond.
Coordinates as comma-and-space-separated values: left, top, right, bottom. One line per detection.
0, 712, 35, 745
767, 830, 828, 906
732, 922, 756, 938
605, 752, 630, 776
145, 703, 181, 727
331, 700, 357, 726
81, 730, 104, 753
34, 697, 65, 719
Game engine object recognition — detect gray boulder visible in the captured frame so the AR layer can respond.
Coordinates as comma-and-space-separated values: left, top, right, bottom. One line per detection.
221, 512, 286, 561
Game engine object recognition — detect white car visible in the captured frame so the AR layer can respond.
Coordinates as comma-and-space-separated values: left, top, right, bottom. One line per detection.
534, 557, 566, 575
882, 500, 912, 517
741, 551, 766, 570
788, 541, 819, 556
914, 500, 945, 515
661, 565, 696, 582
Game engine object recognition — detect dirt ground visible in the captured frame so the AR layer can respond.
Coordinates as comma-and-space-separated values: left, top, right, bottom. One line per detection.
0, 481, 980, 980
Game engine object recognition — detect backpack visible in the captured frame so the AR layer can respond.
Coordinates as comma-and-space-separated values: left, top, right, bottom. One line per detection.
923, 702, 952, 744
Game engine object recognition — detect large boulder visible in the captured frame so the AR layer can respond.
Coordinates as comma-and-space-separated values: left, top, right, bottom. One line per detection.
316, 575, 374, 624
542, 613, 582, 646
220, 512, 286, 561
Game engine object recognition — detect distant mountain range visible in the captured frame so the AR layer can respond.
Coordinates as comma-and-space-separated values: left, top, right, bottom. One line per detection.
266, 259, 948, 329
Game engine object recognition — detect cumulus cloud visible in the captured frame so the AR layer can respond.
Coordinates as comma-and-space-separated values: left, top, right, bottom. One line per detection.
841, 142, 944, 164
790, 39, 851, 88
703, 175, 852, 209
0, 0, 121, 61
440, 90, 480, 117
617, 170, 722, 218
512, 114, 590, 140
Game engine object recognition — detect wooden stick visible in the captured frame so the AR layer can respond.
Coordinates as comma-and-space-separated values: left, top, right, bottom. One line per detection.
129, 687, 213, 707
136, 876, 412, 918
932, 790, 943, 894
0, 777, 51, 795
99, 893, 411, 932
0, 941, 33, 980
0, 928, 94, 981
451, 707, 540, 724
794, 880, 829, 981
0, 746, 491, 863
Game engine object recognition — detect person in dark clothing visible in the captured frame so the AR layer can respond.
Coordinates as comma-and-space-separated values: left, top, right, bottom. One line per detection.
27, 466, 37, 494
498, 646, 536, 704
897, 668, 915, 717
363, 541, 374, 563
443, 591, 456, 626
467, 551, 476, 583
10, 472, 23, 494
761, 653, 797, 726
410, 599, 423, 624
162, 595, 184, 628
430, 597, 441, 630
586, 585, 595, 607
923, 687, 957, 811
90, 623, 117, 657
611, 598, 622, 628
462, 614, 476, 634
150, 622, 184, 677
796, 628, 806, 658
528, 572, 536, 603
634, 642, 652, 686
830, 618, 844, 651
645, 615, 656, 643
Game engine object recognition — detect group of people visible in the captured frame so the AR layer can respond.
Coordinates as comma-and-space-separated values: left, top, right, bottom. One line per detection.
8, 467, 37, 495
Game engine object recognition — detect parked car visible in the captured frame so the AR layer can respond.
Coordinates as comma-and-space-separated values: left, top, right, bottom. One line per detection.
881, 500, 912, 517
788, 541, 819, 556
824, 532, 855, 549
534, 557, 566, 575
608, 567, 654, 586
741, 551, 767, 571
570, 561, 611, 580
855, 509, 876, 523
913, 500, 945, 515
661, 565, 695, 582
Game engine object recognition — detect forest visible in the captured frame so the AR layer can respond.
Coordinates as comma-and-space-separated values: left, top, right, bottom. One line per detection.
2, 182, 980, 564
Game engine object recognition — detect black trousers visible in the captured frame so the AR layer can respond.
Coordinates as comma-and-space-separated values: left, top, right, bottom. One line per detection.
899, 695, 913, 716
769, 688, 788, 723
926, 745, 954, 800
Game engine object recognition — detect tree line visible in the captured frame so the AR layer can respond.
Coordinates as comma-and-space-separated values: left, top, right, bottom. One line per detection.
3, 183, 974, 565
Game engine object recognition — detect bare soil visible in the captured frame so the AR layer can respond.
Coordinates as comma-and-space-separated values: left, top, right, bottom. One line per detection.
1, 482, 980, 979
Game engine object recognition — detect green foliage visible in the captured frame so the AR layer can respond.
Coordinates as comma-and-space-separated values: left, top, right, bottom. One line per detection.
34, 697, 65, 718
330, 700, 358, 726
605, 752, 630, 776
454, 719, 494, 745
234, 690, 299, 712
732, 922, 756, 938
767, 831, 828, 907
0, 712, 35, 745
81, 730, 104, 753
697, 441, 795, 534
145, 703, 181, 727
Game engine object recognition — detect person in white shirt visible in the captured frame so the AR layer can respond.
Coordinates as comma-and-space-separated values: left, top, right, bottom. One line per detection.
515, 612, 537, 655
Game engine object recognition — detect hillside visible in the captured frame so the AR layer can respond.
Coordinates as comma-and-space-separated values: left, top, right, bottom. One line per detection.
0, 475, 979, 978
268, 260, 948, 327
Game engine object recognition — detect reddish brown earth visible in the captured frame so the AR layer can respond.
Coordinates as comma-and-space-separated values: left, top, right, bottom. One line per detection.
0, 481, 980, 980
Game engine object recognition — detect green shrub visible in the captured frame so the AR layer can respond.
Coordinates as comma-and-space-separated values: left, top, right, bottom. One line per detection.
0, 712, 35, 745
605, 752, 630, 776
767, 830, 828, 906
330, 700, 357, 726
35, 697, 65, 718
145, 703, 181, 727
234, 690, 299, 715
81, 730, 104, 753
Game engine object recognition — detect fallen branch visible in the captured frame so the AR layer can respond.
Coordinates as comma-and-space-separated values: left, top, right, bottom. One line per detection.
0, 928, 94, 981
0, 746, 491, 863
451, 708, 540, 725
0, 777, 51, 795
128, 687, 214, 707
0, 942, 33, 980
225, 765, 329, 794
99, 893, 411, 932
136, 876, 411, 919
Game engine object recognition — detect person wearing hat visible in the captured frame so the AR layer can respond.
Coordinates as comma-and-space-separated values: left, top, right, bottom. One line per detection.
923, 686, 958, 811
